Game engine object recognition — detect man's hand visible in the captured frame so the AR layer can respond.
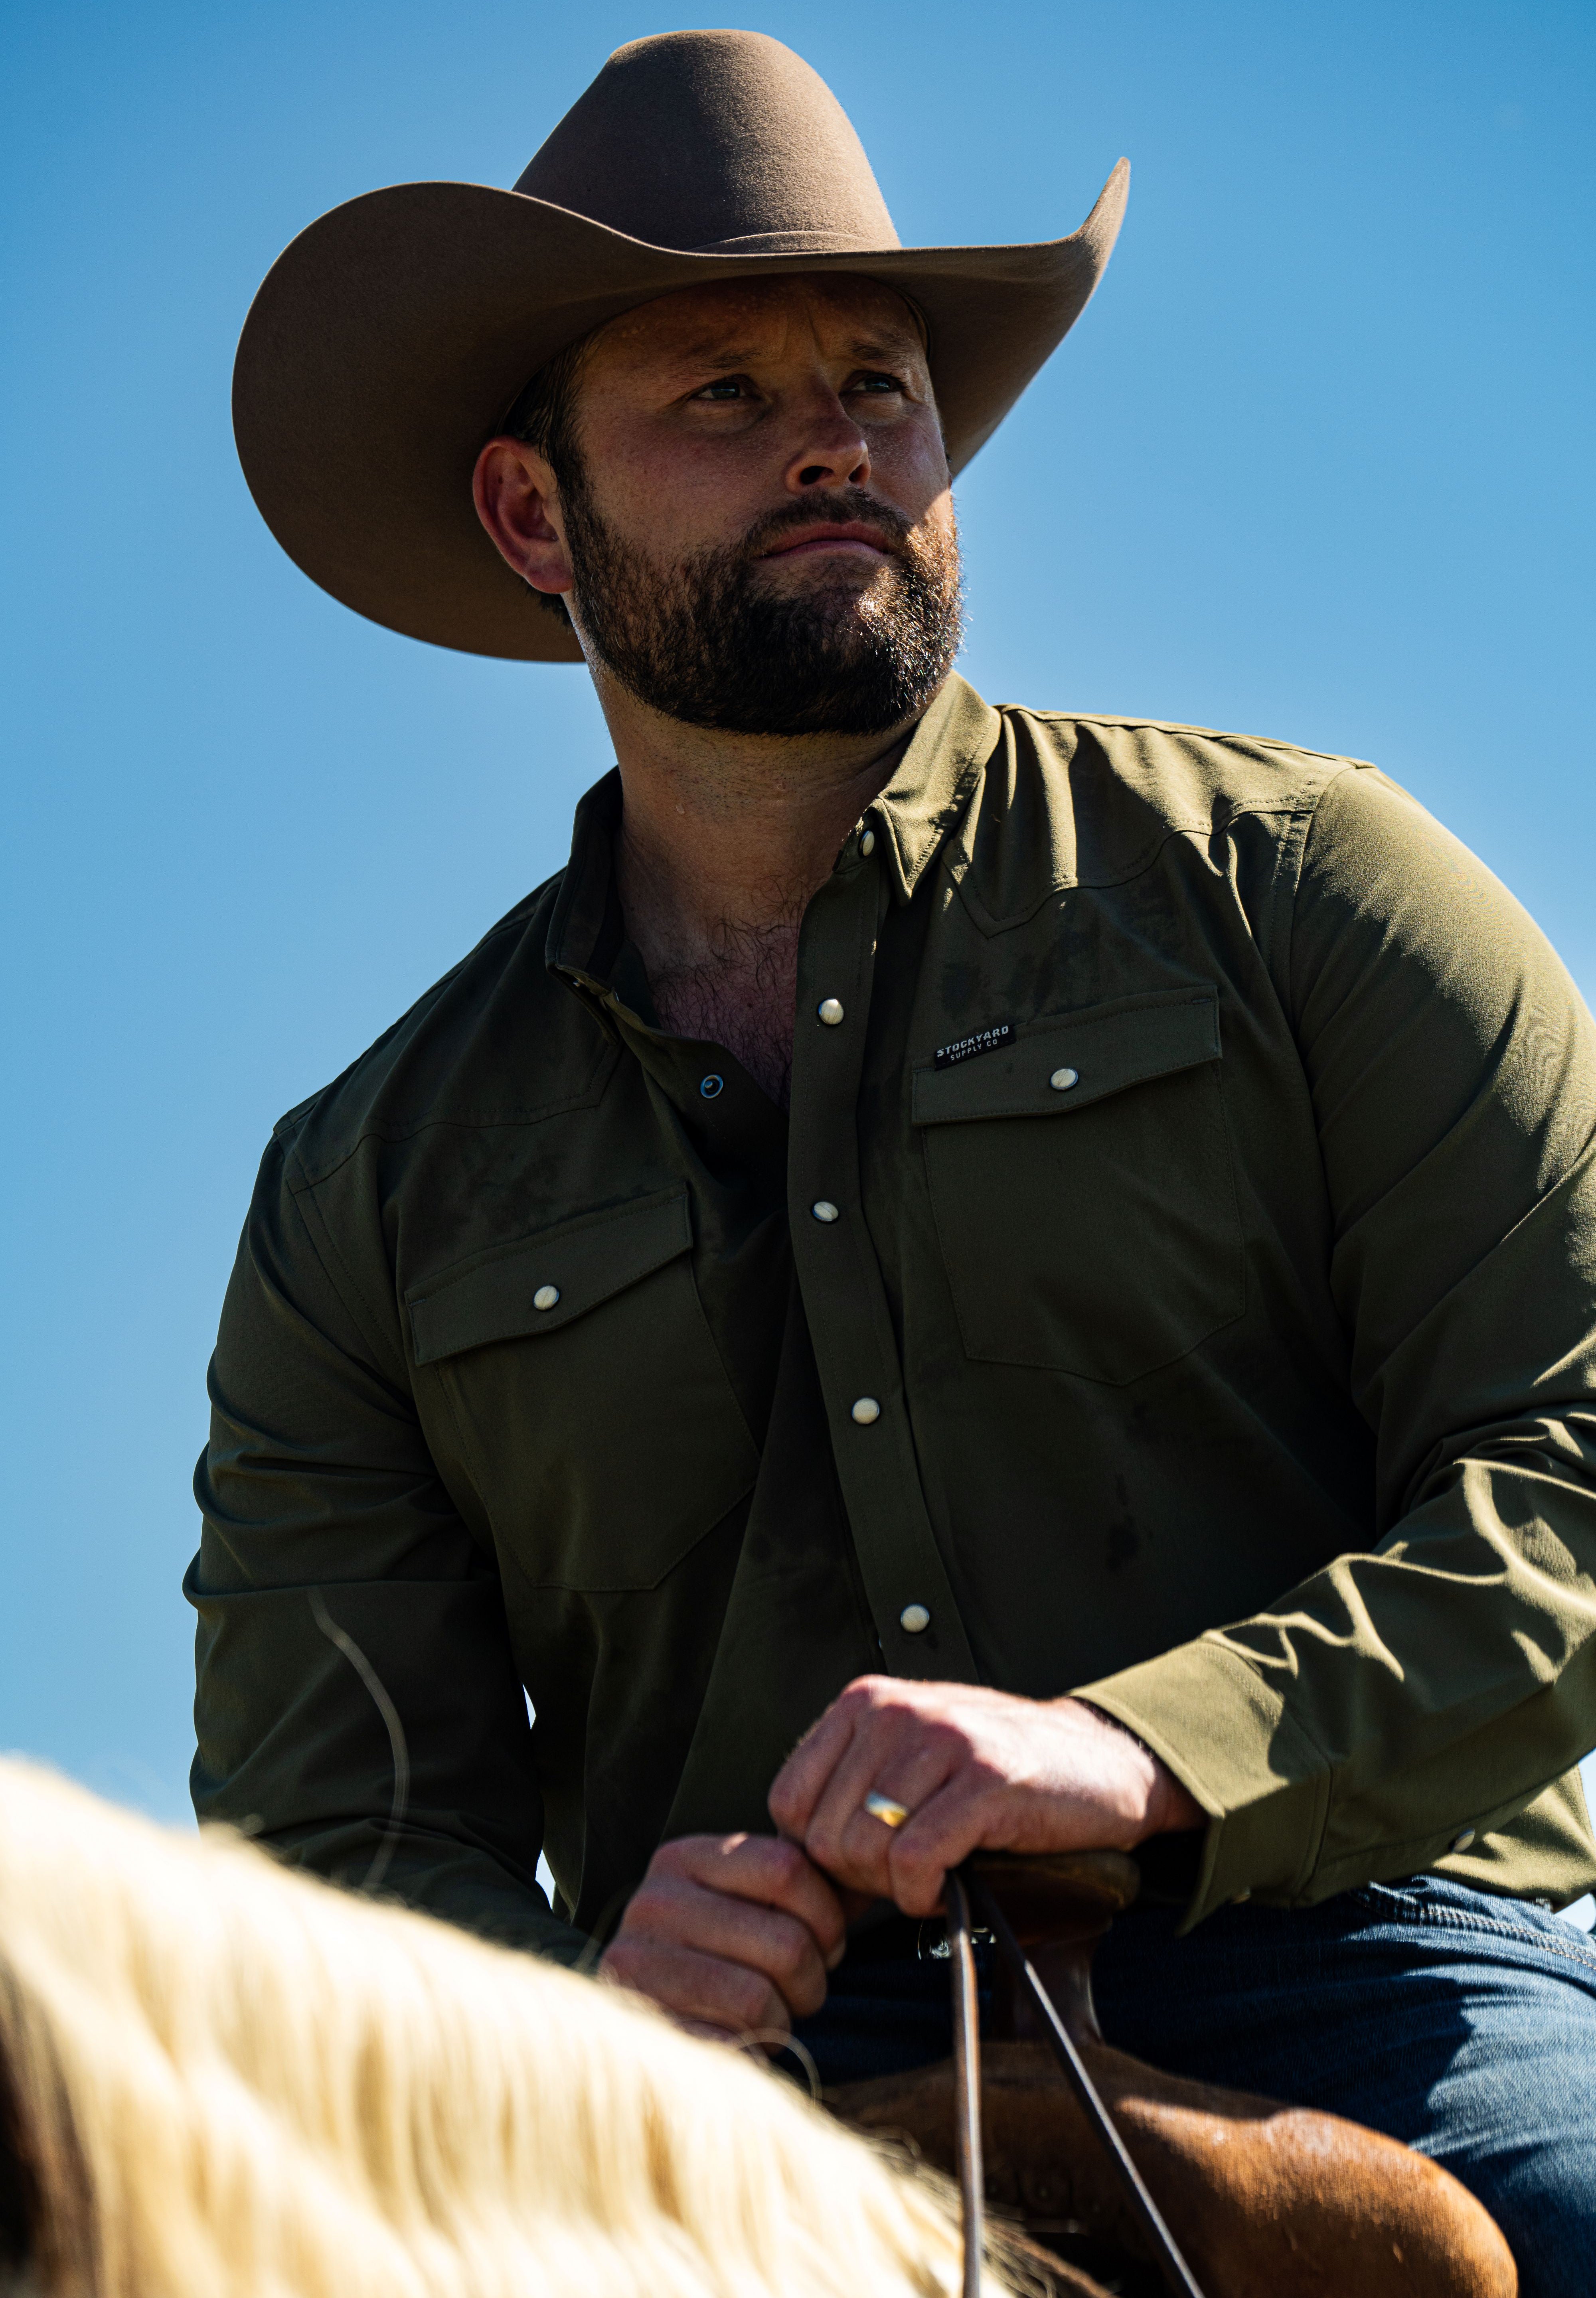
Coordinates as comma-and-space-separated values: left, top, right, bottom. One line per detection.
598, 1831, 854, 2044
767, 1677, 1204, 1918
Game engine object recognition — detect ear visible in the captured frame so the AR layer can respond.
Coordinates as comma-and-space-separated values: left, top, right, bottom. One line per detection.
472, 438, 573, 596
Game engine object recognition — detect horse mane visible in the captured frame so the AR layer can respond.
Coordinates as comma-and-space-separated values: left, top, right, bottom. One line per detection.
0, 1757, 1015, 2298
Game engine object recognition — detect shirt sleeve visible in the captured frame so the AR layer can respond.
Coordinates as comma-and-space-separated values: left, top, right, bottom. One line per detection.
188, 1125, 588, 1964
1077, 763, 1596, 1927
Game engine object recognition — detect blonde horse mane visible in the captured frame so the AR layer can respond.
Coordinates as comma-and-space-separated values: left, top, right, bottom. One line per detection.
0, 1757, 1019, 2298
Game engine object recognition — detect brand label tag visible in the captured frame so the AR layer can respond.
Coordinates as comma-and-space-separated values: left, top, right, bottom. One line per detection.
934, 1023, 1013, 1071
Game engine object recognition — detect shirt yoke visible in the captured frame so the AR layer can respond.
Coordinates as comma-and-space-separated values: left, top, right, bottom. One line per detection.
1004, 704, 1380, 830
946, 704, 1376, 949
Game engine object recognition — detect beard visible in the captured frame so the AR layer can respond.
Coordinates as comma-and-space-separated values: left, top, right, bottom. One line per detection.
556, 462, 964, 737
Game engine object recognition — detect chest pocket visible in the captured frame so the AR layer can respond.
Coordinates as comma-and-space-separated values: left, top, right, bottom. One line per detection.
913, 987, 1244, 1386
407, 1187, 759, 1592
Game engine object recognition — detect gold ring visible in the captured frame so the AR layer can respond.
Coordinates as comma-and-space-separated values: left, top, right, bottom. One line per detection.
863, 1791, 912, 1829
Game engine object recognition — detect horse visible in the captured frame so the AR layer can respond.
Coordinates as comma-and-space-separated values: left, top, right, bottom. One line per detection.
0, 1757, 1017, 2298
0, 1757, 1519, 2298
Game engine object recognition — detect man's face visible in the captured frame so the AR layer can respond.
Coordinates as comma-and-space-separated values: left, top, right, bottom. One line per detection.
486, 274, 962, 736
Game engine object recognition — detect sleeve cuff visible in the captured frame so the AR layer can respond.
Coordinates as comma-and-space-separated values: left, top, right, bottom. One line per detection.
1076, 1637, 1333, 1931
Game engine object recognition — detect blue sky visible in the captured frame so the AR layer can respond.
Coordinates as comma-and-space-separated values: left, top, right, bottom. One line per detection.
2, 1, 1593, 1889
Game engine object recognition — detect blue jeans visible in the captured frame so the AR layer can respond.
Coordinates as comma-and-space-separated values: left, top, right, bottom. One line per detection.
793, 1877, 1596, 2298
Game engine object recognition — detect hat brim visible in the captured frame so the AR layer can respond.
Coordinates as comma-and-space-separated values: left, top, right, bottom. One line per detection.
232, 160, 1128, 662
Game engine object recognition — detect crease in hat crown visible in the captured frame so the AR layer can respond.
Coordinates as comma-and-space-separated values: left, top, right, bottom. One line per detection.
514, 31, 902, 256
231, 23, 1129, 661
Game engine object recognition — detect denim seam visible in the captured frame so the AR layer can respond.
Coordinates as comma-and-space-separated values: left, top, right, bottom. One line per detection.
1378, 1897, 1596, 1979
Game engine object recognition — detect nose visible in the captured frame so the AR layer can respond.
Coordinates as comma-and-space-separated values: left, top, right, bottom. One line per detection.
783, 393, 871, 495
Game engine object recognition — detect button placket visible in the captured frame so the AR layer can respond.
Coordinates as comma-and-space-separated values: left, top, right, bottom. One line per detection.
786, 861, 978, 1685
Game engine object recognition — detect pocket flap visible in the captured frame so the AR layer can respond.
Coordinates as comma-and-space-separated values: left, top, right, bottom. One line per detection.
407, 1187, 692, 1365
913, 987, 1220, 1126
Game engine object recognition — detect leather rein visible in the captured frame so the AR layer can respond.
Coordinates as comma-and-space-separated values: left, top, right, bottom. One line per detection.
947, 1863, 1207, 2298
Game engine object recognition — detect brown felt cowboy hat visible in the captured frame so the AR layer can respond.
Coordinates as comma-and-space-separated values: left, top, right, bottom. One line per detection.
233, 29, 1129, 664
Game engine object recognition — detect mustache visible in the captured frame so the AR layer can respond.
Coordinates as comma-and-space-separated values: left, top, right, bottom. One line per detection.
737, 492, 915, 562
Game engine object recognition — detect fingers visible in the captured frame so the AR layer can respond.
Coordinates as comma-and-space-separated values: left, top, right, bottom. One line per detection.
627, 1846, 837, 2012
806, 1745, 960, 1901
867, 1777, 998, 1917
768, 1688, 869, 1840
770, 1674, 937, 1843
806, 1772, 990, 1916
600, 1937, 791, 2041
772, 1680, 1187, 1925
656, 1831, 849, 1968
600, 1833, 847, 2042
770, 1677, 979, 1909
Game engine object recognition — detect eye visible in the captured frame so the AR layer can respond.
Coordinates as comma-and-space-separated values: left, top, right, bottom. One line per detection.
693, 375, 751, 402
850, 370, 906, 397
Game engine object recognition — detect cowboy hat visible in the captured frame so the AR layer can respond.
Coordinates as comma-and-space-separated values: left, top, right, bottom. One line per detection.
233, 29, 1128, 664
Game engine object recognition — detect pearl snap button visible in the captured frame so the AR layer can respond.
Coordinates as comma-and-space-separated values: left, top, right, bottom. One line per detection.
851, 1396, 881, 1424
899, 1603, 931, 1634
533, 1285, 560, 1312
812, 1200, 840, 1223
818, 998, 845, 1025
860, 828, 876, 856
1049, 1067, 1079, 1092
699, 1073, 724, 1099
1450, 1827, 1476, 1853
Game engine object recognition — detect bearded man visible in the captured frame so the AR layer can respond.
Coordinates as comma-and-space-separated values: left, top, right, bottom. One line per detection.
192, 31, 1596, 2291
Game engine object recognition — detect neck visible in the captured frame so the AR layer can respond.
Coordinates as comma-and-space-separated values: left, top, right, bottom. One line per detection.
596, 667, 928, 1105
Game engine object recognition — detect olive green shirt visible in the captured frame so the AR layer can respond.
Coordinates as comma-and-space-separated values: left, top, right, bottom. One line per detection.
188, 674, 1596, 1957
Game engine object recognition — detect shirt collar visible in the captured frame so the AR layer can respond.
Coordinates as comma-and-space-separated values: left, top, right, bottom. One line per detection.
865, 673, 1003, 904
546, 768, 626, 993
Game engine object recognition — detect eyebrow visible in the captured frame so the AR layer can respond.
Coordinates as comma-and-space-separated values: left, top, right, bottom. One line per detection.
842, 336, 918, 363
670, 331, 922, 371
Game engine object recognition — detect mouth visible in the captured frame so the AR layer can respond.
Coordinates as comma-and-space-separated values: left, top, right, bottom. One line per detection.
759, 520, 899, 563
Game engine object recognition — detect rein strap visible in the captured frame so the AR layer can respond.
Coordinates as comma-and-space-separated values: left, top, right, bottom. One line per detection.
951, 1862, 1208, 2298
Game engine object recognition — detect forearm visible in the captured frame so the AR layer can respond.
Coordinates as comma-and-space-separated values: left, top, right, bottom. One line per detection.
191, 1139, 581, 1963
256, 1813, 589, 1964
190, 1557, 580, 1959
1111, 765, 1596, 1928
1078, 1427, 1596, 1925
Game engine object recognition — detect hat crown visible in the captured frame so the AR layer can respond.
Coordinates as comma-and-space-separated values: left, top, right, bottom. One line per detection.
513, 30, 900, 256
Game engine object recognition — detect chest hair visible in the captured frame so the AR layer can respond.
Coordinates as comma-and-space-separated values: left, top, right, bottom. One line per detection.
648, 915, 801, 1109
